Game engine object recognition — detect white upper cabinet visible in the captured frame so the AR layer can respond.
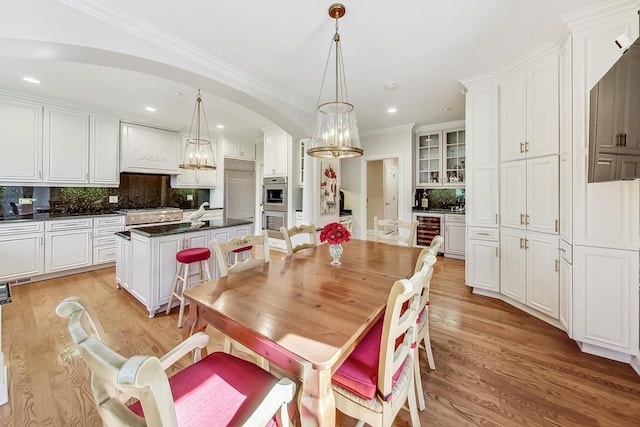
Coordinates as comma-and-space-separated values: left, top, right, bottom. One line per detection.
415, 131, 443, 186
0, 97, 42, 183
464, 85, 499, 228
43, 106, 89, 184
224, 140, 255, 161
90, 115, 120, 186
415, 121, 465, 188
120, 122, 179, 174
500, 54, 559, 162
263, 128, 290, 177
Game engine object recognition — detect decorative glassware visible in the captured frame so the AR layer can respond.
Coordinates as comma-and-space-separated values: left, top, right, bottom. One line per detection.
329, 243, 343, 265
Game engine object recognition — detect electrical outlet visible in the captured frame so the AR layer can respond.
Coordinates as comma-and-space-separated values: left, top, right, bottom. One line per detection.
109, 195, 119, 203
18, 198, 33, 205
186, 194, 193, 201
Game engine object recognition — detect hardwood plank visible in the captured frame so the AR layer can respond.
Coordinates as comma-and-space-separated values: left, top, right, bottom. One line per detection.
0, 257, 639, 426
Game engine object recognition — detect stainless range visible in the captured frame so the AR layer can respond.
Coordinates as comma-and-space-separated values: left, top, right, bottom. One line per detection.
120, 207, 184, 228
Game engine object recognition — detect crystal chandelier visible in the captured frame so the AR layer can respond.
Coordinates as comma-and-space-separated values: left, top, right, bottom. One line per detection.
179, 90, 217, 170
306, 3, 363, 159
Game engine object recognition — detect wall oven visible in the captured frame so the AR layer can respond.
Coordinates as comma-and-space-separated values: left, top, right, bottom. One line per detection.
263, 177, 288, 212
263, 210, 287, 238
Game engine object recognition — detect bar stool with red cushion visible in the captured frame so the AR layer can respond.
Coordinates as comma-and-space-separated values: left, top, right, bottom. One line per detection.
166, 247, 212, 328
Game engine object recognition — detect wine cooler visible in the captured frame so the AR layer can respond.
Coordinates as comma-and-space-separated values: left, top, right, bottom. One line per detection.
415, 214, 442, 250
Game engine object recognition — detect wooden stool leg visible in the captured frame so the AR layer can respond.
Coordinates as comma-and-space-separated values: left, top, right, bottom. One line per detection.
166, 261, 183, 316
177, 263, 190, 329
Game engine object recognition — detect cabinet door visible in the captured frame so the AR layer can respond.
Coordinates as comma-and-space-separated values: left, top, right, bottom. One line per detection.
526, 55, 559, 158
195, 169, 217, 187
116, 237, 131, 289
264, 130, 289, 177
466, 239, 499, 292
559, 152, 572, 242
526, 155, 559, 234
573, 245, 639, 354
0, 98, 42, 182
467, 167, 498, 228
415, 132, 442, 186
500, 228, 526, 303
525, 232, 559, 319
500, 71, 527, 162
121, 123, 179, 174
43, 106, 89, 183
45, 229, 92, 273
238, 142, 255, 160
444, 222, 466, 257
500, 161, 526, 229
90, 115, 119, 185
559, 255, 572, 335
443, 129, 466, 185
0, 232, 44, 281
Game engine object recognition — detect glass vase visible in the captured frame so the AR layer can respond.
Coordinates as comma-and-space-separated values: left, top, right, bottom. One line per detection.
329, 243, 343, 265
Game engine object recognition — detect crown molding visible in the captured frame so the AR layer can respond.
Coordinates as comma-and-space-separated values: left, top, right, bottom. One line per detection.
415, 120, 465, 134
59, 0, 314, 116
360, 123, 415, 138
459, 72, 500, 90
561, 0, 639, 32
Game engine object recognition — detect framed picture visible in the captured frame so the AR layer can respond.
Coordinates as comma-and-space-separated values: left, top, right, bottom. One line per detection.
320, 160, 338, 215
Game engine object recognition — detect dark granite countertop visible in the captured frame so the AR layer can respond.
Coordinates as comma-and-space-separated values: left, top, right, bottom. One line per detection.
412, 208, 465, 215
0, 210, 124, 223
129, 218, 253, 238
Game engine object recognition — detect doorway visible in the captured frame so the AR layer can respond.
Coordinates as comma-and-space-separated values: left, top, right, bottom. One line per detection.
365, 158, 399, 233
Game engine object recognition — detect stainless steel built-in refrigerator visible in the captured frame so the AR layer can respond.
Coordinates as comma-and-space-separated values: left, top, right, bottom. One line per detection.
224, 170, 256, 222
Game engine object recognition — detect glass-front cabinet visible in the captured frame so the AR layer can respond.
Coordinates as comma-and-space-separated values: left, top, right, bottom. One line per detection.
416, 132, 442, 186
444, 129, 465, 186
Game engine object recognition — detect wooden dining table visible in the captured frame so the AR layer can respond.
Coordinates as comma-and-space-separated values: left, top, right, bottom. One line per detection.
182, 239, 421, 427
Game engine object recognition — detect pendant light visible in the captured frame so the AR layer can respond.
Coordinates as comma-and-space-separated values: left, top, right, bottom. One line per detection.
179, 90, 217, 170
307, 3, 363, 159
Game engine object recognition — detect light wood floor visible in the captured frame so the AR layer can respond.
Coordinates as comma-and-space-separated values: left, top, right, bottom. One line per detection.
1, 257, 639, 426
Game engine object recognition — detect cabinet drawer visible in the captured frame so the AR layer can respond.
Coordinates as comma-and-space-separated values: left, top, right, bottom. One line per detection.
46, 218, 93, 231
94, 216, 125, 227
559, 239, 572, 264
94, 245, 116, 264
0, 221, 44, 235
94, 235, 117, 247
444, 214, 466, 223
468, 227, 498, 241
93, 225, 124, 237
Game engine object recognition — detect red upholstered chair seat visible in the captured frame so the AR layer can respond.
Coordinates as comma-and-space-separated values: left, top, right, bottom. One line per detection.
176, 247, 211, 264
129, 352, 278, 426
231, 246, 253, 253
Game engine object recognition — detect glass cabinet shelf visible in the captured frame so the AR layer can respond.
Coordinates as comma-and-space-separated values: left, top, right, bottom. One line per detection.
444, 129, 465, 185
416, 132, 441, 186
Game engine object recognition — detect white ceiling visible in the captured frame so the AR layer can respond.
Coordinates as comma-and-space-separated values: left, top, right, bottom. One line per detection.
0, 0, 608, 143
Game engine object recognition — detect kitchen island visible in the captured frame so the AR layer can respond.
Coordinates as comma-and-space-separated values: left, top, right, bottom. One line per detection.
116, 218, 253, 317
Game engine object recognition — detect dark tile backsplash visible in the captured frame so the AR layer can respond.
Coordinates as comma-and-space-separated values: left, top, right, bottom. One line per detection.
413, 188, 465, 209
0, 173, 210, 217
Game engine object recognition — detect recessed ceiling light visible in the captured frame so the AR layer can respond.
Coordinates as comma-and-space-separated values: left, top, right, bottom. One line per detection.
216, 124, 225, 129
145, 106, 156, 112
384, 82, 398, 90
387, 107, 398, 113
23, 77, 41, 84
442, 107, 450, 112
175, 92, 183, 96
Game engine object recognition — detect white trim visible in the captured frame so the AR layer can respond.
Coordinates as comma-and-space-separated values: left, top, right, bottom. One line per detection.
360, 123, 416, 138
415, 120, 465, 134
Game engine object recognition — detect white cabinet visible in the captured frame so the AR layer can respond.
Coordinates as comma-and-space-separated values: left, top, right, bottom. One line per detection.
295, 211, 304, 227
466, 227, 499, 292
559, 239, 573, 335
500, 54, 559, 162
444, 214, 465, 259
45, 218, 93, 273
120, 122, 179, 174
573, 245, 638, 355
90, 115, 120, 186
0, 221, 44, 281
500, 156, 559, 234
299, 138, 307, 187
115, 234, 131, 290
464, 85, 499, 228
415, 122, 466, 188
263, 128, 291, 177
501, 228, 559, 319
93, 215, 125, 265
224, 140, 255, 160
0, 97, 42, 183
43, 106, 89, 184
415, 131, 442, 186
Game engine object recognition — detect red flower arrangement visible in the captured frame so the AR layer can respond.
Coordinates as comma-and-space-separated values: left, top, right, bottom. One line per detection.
319, 222, 351, 245
324, 164, 337, 179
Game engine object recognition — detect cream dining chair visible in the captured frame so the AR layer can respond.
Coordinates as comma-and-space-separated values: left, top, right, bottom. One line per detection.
56, 296, 295, 427
279, 224, 319, 255
373, 217, 418, 247
331, 270, 425, 427
413, 250, 438, 411
210, 230, 271, 369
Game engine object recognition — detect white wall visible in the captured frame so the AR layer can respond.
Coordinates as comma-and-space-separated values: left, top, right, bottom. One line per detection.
341, 124, 414, 239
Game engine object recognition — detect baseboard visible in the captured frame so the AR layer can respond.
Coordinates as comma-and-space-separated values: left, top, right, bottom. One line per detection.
576, 341, 634, 364
630, 355, 640, 376
7, 263, 115, 287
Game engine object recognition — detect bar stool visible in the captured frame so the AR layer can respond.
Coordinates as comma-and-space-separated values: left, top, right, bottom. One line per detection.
166, 247, 212, 328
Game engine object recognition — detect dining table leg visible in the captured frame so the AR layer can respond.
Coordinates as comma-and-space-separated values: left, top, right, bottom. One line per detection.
181, 303, 207, 341
298, 366, 335, 427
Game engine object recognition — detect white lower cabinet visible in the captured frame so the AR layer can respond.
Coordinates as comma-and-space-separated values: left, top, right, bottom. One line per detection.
466, 232, 499, 292
559, 240, 572, 335
444, 214, 466, 259
93, 216, 125, 265
45, 218, 93, 273
500, 228, 559, 319
573, 245, 639, 355
0, 222, 44, 282
115, 234, 131, 290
